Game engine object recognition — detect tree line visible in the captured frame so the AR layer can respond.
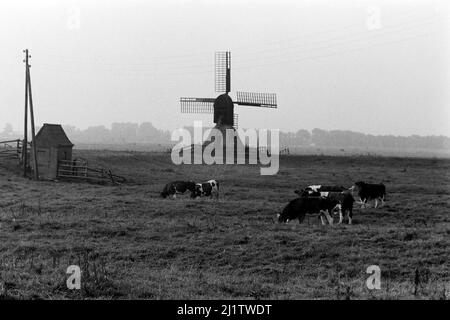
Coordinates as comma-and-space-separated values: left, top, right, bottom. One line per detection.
1, 123, 449, 150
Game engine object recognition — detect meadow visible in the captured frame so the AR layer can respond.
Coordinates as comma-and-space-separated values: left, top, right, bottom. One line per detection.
0, 150, 449, 299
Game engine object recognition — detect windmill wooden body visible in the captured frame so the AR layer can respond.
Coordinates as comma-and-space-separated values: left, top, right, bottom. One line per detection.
180, 51, 277, 152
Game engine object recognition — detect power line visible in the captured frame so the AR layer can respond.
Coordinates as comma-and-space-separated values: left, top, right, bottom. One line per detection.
33, 20, 445, 79
40, 9, 446, 67
232, 31, 437, 72
232, 14, 447, 62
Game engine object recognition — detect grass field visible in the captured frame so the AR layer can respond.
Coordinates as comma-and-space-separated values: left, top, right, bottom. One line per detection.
0, 150, 449, 299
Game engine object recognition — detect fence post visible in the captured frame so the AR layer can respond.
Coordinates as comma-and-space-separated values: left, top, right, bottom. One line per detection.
108, 170, 116, 185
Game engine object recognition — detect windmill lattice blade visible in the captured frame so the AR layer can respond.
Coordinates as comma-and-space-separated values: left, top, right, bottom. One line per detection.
233, 113, 238, 129
180, 97, 215, 114
236, 92, 277, 108
215, 52, 231, 93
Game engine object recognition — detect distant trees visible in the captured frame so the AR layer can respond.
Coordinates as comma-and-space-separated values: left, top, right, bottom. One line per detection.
111, 123, 138, 143
84, 126, 111, 143
296, 129, 311, 145
60, 122, 171, 144
2, 122, 449, 151
137, 122, 171, 143
279, 129, 450, 150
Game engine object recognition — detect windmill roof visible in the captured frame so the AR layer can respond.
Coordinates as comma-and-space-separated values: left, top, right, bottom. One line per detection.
33, 124, 74, 148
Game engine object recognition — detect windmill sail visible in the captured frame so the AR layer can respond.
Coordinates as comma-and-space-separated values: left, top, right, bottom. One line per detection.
180, 97, 215, 114
215, 52, 231, 93
233, 113, 238, 129
235, 92, 277, 108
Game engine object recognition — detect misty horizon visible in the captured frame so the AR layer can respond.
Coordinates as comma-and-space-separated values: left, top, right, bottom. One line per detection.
3, 121, 450, 139
2, 121, 450, 155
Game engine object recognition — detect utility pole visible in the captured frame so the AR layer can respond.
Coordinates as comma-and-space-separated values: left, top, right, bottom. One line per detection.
23, 49, 39, 179
23, 49, 29, 177
27, 60, 39, 180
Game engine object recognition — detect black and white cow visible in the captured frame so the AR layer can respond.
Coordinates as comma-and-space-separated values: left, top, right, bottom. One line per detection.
160, 181, 196, 199
294, 188, 355, 224
350, 181, 386, 208
195, 180, 219, 199
277, 197, 342, 225
322, 191, 355, 224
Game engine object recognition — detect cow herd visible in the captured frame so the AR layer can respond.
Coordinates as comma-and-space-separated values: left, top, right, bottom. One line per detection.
160, 179, 386, 226
282, 182, 387, 225
160, 180, 219, 199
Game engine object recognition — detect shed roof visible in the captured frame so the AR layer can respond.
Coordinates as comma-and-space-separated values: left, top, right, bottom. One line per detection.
33, 124, 74, 148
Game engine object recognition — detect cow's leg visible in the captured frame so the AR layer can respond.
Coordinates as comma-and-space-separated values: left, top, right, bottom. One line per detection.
320, 215, 326, 225
348, 208, 353, 225
327, 211, 334, 225
338, 208, 343, 224
321, 210, 333, 225
361, 199, 366, 209
374, 198, 378, 208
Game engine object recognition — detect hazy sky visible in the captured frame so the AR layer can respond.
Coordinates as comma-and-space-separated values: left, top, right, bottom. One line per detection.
0, 0, 449, 136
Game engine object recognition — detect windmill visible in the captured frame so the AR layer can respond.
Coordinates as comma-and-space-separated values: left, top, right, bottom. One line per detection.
180, 51, 277, 142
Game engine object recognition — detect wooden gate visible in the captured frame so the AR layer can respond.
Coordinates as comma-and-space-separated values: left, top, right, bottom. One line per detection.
57, 158, 125, 185
0, 139, 23, 162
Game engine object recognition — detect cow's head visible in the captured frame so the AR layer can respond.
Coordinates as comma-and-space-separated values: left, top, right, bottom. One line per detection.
194, 183, 203, 196
277, 204, 292, 223
351, 181, 365, 193
208, 180, 217, 187
277, 212, 288, 223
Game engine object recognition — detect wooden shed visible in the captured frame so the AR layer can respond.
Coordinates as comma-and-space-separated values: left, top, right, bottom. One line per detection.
30, 124, 74, 179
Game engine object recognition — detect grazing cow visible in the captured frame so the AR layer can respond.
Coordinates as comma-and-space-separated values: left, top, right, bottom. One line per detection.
195, 180, 219, 199
294, 189, 355, 224
350, 181, 386, 208
324, 191, 355, 224
160, 180, 196, 199
277, 197, 341, 225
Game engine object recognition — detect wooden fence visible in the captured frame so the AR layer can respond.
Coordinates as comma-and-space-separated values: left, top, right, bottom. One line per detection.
57, 158, 126, 185
258, 146, 290, 156
0, 139, 23, 162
